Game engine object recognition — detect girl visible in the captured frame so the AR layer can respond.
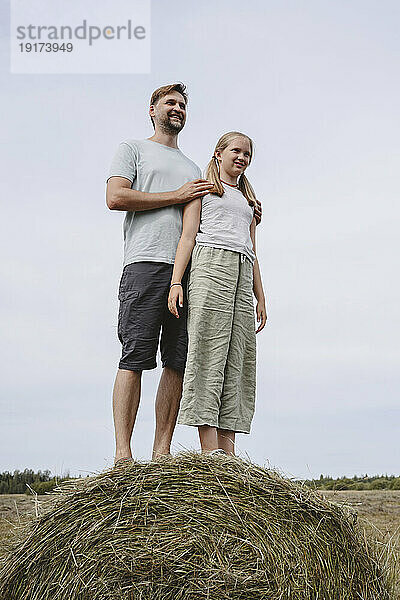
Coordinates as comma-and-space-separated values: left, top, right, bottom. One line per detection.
168, 131, 267, 456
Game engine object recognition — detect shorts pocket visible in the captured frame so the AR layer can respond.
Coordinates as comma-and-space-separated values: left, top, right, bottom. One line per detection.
118, 289, 139, 302
117, 289, 139, 344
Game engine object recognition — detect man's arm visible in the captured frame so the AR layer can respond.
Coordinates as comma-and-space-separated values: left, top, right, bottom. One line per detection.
106, 176, 213, 212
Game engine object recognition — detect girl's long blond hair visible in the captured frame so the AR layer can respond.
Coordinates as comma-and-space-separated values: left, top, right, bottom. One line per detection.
205, 131, 257, 207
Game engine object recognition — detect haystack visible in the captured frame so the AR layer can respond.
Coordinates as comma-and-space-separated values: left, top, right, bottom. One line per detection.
0, 452, 392, 599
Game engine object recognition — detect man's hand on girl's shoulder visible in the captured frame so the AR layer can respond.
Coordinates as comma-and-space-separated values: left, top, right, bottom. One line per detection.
174, 180, 214, 204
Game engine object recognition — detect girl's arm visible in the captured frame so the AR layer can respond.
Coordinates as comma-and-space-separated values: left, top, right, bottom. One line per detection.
168, 198, 201, 318
250, 216, 267, 333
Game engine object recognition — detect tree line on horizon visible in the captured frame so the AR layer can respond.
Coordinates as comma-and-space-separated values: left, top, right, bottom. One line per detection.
0, 469, 82, 495
0, 469, 399, 494
303, 473, 400, 491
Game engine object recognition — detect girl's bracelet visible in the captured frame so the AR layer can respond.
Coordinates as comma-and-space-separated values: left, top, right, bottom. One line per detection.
170, 282, 182, 289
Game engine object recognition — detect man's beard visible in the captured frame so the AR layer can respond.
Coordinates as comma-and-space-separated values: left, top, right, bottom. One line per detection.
158, 113, 184, 134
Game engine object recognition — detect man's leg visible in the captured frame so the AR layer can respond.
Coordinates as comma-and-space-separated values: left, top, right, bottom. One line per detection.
112, 368, 142, 462
155, 263, 191, 459
115, 262, 168, 462
152, 366, 183, 459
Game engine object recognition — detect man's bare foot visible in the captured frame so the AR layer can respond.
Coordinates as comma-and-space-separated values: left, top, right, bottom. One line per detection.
152, 452, 172, 461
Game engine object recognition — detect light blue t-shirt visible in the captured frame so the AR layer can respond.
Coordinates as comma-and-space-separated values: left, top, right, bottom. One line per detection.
107, 139, 202, 266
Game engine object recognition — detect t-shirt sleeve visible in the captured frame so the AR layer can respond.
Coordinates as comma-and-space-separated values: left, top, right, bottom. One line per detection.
106, 141, 138, 184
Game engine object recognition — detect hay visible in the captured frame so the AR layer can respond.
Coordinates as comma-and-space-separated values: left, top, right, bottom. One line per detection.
0, 452, 393, 599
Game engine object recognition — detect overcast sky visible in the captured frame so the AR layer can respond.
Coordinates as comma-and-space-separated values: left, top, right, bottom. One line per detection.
1, 0, 399, 480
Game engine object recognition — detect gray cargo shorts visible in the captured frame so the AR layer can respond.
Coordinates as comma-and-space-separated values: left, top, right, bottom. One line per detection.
117, 261, 189, 372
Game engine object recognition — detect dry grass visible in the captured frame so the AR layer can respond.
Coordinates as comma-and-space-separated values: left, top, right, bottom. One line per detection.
0, 453, 397, 599
320, 490, 400, 598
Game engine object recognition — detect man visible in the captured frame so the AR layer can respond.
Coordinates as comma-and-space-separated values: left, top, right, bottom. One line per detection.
106, 83, 261, 464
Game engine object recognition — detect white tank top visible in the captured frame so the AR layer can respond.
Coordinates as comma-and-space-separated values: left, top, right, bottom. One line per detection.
195, 183, 256, 264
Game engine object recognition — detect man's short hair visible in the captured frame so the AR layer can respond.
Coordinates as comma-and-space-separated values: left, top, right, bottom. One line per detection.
149, 83, 188, 128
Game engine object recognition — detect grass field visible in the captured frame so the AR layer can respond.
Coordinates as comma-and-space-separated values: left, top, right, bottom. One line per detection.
0, 490, 399, 595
